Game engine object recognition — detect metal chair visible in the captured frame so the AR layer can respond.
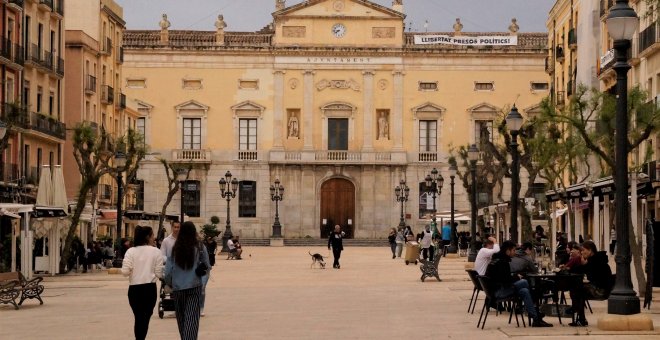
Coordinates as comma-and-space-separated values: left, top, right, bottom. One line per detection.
466, 269, 482, 314
476, 276, 526, 329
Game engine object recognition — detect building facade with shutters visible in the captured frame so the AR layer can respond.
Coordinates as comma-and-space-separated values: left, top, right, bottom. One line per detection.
123, 0, 549, 239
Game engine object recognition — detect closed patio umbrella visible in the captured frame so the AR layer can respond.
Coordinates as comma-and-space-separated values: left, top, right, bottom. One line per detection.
36, 165, 52, 206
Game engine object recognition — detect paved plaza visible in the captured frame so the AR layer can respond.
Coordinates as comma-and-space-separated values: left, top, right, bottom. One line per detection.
2, 247, 660, 340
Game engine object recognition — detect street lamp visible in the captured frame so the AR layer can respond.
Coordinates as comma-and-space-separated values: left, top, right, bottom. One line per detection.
467, 144, 479, 262
270, 178, 284, 237
424, 168, 444, 232
176, 168, 187, 224
219, 171, 239, 252
606, 0, 640, 316
113, 151, 126, 267
447, 164, 458, 253
506, 105, 524, 244
394, 179, 410, 228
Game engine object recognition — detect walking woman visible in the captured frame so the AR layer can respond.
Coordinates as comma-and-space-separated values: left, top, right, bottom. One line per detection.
165, 221, 211, 340
328, 224, 345, 269
121, 226, 163, 340
388, 228, 397, 259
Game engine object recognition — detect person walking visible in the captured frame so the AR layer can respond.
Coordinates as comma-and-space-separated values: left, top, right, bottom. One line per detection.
609, 227, 617, 255
420, 225, 434, 261
121, 226, 164, 340
388, 228, 397, 259
161, 222, 180, 260
395, 228, 405, 258
441, 222, 452, 257
200, 235, 217, 317
328, 225, 345, 269
164, 221, 211, 340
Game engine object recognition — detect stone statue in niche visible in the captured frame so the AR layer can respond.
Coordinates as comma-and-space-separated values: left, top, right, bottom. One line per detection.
288, 113, 299, 138
159, 14, 171, 31
378, 111, 389, 140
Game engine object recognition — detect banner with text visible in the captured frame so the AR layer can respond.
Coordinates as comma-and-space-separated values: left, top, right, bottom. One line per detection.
414, 35, 518, 46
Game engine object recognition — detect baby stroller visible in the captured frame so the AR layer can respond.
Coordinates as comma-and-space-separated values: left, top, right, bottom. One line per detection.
158, 279, 175, 319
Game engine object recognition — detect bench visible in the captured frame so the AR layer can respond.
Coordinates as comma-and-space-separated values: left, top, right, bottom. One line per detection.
419, 255, 442, 282
0, 272, 45, 310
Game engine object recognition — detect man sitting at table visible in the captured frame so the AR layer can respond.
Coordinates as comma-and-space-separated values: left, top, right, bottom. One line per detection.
510, 242, 538, 275
474, 236, 499, 276
567, 241, 613, 327
485, 241, 553, 327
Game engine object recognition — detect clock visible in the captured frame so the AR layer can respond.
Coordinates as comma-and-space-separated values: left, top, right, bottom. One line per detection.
332, 23, 346, 38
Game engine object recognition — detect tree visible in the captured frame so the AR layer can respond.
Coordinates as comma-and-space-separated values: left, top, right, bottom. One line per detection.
156, 159, 191, 240
202, 216, 221, 239
59, 124, 146, 272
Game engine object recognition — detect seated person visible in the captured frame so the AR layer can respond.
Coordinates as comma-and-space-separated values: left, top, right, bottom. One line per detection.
227, 236, 243, 259
474, 236, 499, 276
568, 241, 613, 327
485, 241, 552, 327
560, 242, 583, 273
510, 242, 538, 275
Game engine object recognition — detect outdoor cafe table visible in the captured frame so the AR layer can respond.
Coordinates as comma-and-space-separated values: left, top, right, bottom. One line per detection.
526, 272, 583, 324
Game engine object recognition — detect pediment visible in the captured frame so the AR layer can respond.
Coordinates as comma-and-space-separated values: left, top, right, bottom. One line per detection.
274, 0, 405, 19
231, 100, 266, 113
175, 100, 209, 111
321, 102, 356, 112
135, 100, 154, 115
467, 102, 500, 114
524, 103, 543, 115
412, 102, 446, 113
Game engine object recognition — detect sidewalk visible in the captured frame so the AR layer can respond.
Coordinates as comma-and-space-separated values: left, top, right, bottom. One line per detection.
1, 247, 659, 339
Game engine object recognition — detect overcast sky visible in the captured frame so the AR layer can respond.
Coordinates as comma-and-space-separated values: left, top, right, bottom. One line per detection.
114, 0, 554, 33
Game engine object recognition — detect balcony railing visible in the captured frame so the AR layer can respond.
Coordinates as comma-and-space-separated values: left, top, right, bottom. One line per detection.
8, 0, 25, 9
43, 50, 53, 69
2, 103, 30, 128
56, 57, 64, 76
0, 37, 22, 65
28, 43, 42, 64
0, 163, 20, 182
101, 85, 114, 104
29, 111, 66, 139
556, 45, 565, 63
102, 37, 113, 54
238, 151, 259, 161
117, 46, 124, 64
418, 152, 438, 162
568, 28, 577, 50
116, 92, 126, 109
53, 0, 64, 16
85, 75, 96, 93
172, 149, 212, 162
639, 21, 658, 55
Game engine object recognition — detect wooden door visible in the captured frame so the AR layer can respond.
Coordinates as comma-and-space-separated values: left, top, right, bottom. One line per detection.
320, 178, 355, 238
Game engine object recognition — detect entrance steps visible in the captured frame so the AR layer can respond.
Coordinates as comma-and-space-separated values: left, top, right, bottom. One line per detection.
239, 238, 388, 247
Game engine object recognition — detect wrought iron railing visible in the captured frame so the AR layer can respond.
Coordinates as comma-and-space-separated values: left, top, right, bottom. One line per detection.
85, 75, 96, 93
639, 21, 658, 55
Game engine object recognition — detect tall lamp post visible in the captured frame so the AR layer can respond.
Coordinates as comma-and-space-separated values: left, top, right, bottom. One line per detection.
395, 179, 410, 228
113, 151, 126, 267
606, 0, 640, 315
447, 164, 458, 253
219, 171, 239, 252
467, 144, 479, 262
506, 105, 524, 244
270, 178, 284, 237
424, 168, 444, 232
177, 168, 187, 224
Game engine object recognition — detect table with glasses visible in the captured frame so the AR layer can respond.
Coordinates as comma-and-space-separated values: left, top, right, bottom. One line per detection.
526, 272, 583, 324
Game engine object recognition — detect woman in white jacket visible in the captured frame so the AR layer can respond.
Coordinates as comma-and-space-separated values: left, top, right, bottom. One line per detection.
121, 226, 164, 340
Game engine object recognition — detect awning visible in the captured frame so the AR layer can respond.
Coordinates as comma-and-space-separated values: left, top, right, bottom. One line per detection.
0, 209, 21, 219
99, 209, 117, 219
550, 207, 568, 219
31, 206, 68, 218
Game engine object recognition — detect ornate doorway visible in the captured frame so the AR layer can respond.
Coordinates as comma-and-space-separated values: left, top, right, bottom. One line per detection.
320, 178, 355, 239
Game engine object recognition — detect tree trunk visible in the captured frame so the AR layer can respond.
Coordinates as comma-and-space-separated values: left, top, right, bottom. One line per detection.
59, 183, 92, 273
157, 184, 178, 241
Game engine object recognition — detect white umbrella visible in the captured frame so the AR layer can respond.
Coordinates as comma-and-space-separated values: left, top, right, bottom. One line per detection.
51, 166, 68, 210
36, 165, 52, 206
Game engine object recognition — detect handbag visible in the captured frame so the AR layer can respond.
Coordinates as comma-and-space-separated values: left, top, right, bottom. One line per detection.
194, 244, 208, 277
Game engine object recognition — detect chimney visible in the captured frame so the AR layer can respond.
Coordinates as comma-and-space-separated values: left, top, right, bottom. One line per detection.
392, 0, 403, 13
276, 0, 286, 11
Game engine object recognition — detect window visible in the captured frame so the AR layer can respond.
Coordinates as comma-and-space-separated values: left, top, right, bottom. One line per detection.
418, 182, 435, 218
85, 101, 90, 121
238, 181, 257, 218
183, 118, 201, 150
37, 86, 42, 112
24, 16, 30, 47
23, 80, 30, 107
531, 82, 549, 91
418, 82, 438, 91
137, 117, 146, 138
475, 120, 494, 145
6, 77, 14, 103
181, 180, 201, 218
419, 120, 437, 152
239, 119, 257, 150
475, 82, 494, 91
49, 92, 54, 115
328, 118, 348, 150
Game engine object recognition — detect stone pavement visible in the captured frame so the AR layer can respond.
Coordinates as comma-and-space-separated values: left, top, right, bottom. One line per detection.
1, 247, 660, 340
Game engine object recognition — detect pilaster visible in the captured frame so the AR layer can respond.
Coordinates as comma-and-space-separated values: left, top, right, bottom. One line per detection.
273, 70, 286, 150
362, 70, 376, 151
392, 70, 405, 150
303, 70, 315, 150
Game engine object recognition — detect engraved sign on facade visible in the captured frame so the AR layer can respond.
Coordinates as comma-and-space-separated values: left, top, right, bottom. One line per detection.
372, 27, 396, 39
316, 79, 361, 92
283, 26, 306, 38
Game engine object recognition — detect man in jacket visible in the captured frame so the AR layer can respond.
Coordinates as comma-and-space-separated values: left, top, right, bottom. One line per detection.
328, 225, 345, 269
485, 241, 553, 327
510, 242, 538, 274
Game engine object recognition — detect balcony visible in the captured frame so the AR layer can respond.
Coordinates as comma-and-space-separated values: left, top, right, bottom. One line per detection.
116, 92, 126, 109
2, 103, 30, 128
101, 85, 114, 104
43, 50, 53, 69
556, 45, 565, 63
102, 37, 112, 54
85, 75, 96, 94
38, 0, 52, 11
0, 163, 20, 182
237, 151, 259, 161
117, 46, 124, 64
639, 21, 659, 57
172, 149, 211, 163
270, 150, 407, 165
418, 152, 438, 162
29, 112, 66, 139
56, 56, 64, 76
8, 0, 24, 11
52, 0, 64, 17
27, 43, 42, 65
544, 56, 554, 74
0, 37, 23, 66
568, 28, 577, 50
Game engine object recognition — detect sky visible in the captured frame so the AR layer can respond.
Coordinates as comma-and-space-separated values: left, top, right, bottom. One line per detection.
113, 0, 555, 33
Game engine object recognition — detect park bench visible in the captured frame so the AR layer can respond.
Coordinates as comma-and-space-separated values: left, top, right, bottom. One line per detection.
0, 272, 45, 309
419, 255, 442, 282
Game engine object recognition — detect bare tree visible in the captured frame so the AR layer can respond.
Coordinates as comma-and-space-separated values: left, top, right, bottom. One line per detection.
156, 159, 191, 240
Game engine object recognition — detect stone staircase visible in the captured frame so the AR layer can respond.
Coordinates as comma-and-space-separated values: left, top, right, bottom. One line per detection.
239, 238, 388, 247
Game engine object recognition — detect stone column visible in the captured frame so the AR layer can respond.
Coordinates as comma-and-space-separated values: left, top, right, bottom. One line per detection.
593, 195, 600, 249
303, 70, 315, 150
362, 70, 375, 151
392, 70, 405, 150
273, 70, 286, 150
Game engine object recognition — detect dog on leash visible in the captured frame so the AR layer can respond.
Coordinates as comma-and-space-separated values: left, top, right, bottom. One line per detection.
309, 251, 326, 269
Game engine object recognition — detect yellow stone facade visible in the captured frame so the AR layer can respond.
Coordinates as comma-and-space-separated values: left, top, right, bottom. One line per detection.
123, 0, 549, 238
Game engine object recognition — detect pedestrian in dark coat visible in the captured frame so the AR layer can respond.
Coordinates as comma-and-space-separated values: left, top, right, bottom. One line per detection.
328, 225, 344, 269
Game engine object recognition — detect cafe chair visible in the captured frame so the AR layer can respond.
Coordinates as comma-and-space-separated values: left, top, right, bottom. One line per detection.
476, 276, 526, 329
466, 269, 482, 314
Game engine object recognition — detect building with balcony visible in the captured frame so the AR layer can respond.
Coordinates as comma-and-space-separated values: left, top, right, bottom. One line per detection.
123, 0, 549, 239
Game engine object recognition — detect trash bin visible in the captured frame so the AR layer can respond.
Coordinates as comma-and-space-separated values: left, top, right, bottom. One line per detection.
404, 241, 420, 265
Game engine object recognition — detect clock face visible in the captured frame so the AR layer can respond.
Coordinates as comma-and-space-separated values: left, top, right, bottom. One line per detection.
332, 23, 346, 38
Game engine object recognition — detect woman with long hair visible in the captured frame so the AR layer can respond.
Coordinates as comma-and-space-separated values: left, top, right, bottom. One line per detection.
121, 226, 163, 340
165, 221, 210, 339
568, 241, 613, 327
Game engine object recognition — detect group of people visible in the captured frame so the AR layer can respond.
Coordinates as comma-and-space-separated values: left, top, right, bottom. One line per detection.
121, 221, 218, 340
70, 239, 115, 272
474, 235, 614, 327
388, 222, 460, 261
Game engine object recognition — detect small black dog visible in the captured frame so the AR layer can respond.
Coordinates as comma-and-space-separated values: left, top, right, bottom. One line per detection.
309, 251, 326, 269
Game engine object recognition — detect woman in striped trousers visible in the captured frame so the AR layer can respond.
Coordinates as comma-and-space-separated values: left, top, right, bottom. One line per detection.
165, 221, 211, 340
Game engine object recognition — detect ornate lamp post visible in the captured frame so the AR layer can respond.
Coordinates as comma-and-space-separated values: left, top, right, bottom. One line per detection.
176, 168, 187, 224
270, 178, 284, 237
506, 105, 524, 244
394, 179, 410, 228
219, 171, 239, 252
447, 164, 458, 253
467, 144, 479, 262
606, 0, 640, 315
424, 168, 444, 231
113, 151, 126, 267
